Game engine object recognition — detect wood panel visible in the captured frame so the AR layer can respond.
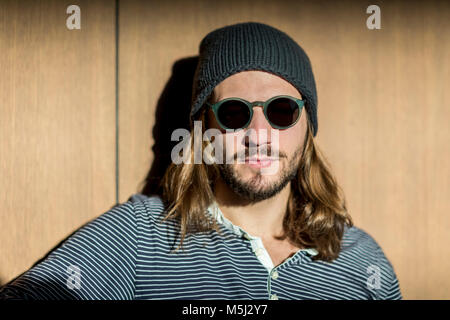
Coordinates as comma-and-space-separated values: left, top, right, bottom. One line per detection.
119, 0, 450, 299
0, 0, 116, 285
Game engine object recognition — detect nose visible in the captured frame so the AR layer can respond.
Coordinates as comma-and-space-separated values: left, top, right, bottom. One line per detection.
245, 105, 273, 147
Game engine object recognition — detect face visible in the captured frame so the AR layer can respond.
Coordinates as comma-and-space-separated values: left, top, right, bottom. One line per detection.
206, 70, 309, 201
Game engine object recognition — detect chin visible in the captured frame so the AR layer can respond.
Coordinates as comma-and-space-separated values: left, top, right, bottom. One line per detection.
236, 168, 282, 188
219, 161, 294, 202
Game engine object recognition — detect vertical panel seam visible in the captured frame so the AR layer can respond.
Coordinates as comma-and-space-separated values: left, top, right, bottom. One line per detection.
115, 0, 120, 205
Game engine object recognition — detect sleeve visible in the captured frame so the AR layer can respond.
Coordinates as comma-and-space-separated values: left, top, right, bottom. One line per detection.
375, 245, 403, 300
0, 200, 138, 300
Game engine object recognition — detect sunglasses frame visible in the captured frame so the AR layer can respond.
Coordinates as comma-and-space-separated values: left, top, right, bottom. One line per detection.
205, 95, 305, 130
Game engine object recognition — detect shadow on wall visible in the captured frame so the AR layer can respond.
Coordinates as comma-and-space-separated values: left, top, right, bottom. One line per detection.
138, 56, 199, 197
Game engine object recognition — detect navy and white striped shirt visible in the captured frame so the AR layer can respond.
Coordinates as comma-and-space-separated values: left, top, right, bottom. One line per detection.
0, 193, 402, 300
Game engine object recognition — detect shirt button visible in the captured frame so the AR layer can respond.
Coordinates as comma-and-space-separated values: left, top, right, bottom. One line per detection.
271, 270, 279, 280
270, 294, 278, 300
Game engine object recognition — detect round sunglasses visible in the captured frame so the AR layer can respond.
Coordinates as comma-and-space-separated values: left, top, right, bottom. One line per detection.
205, 95, 305, 130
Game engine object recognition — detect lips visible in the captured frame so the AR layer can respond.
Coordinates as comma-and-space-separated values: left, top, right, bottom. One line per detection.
245, 157, 277, 168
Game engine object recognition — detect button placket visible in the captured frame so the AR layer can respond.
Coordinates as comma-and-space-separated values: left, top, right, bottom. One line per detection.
271, 270, 279, 280
248, 238, 274, 273
267, 267, 280, 300
254, 247, 263, 256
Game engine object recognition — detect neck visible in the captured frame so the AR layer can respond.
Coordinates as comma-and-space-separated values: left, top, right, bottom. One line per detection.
213, 178, 291, 240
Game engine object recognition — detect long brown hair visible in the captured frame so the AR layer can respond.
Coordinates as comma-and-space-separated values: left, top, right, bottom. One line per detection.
160, 110, 353, 262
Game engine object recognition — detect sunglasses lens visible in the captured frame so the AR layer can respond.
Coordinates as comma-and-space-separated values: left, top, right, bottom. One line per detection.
266, 97, 300, 128
217, 100, 250, 129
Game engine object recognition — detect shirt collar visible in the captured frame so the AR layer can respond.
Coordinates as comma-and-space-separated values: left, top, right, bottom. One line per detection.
207, 201, 319, 257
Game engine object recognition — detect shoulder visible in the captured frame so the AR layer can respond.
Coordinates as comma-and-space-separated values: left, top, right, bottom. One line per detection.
125, 193, 167, 220
126, 193, 165, 212
340, 224, 390, 265
124, 193, 177, 229
341, 225, 381, 253
338, 225, 402, 299
49, 193, 166, 252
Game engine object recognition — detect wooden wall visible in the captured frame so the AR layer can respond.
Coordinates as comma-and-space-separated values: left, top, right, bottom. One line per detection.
0, 0, 116, 287
1, 0, 449, 299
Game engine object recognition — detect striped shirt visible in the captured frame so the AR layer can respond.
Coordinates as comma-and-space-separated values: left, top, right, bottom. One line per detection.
0, 193, 402, 300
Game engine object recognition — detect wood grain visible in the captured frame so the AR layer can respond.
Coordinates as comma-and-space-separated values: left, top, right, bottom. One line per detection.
0, 0, 116, 285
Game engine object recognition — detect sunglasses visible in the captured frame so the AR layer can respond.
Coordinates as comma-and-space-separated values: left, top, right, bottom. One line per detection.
205, 95, 304, 130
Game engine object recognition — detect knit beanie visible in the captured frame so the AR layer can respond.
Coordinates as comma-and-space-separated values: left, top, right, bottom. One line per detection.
190, 21, 319, 136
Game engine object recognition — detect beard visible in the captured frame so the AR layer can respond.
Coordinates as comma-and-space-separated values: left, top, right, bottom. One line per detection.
218, 146, 302, 202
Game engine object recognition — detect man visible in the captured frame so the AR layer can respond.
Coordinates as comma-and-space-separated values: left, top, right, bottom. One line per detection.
0, 22, 402, 300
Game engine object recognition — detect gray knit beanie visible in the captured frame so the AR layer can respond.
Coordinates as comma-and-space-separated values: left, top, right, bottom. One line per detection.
190, 21, 318, 136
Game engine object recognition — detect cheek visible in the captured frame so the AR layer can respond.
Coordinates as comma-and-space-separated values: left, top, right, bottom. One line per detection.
278, 133, 296, 155
220, 132, 242, 158
278, 123, 305, 156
